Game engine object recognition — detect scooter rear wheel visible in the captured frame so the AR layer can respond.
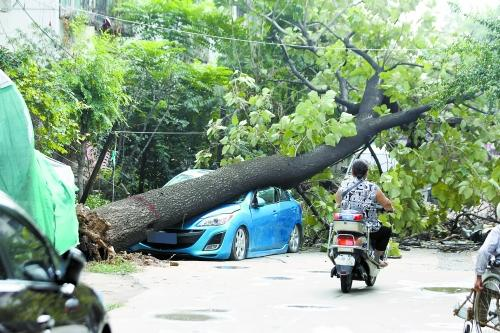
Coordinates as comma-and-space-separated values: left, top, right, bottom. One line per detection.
365, 276, 376, 287
340, 274, 353, 293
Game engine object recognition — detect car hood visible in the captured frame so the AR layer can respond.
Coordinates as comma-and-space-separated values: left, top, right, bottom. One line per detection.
179, 204, 241, 228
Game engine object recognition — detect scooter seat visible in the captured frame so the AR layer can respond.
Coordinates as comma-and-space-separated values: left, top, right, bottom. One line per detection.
340, 209, 363, 214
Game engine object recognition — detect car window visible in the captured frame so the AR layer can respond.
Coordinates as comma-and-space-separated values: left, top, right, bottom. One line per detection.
0, 212, 54, 281
164, 174, 191, 186
278, 189, 290, 202
256, 188, 276, 205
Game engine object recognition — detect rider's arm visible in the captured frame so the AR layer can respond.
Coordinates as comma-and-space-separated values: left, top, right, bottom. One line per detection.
335, 190, 342, 207
475, 226, 500, 276
375, 189, 393, 212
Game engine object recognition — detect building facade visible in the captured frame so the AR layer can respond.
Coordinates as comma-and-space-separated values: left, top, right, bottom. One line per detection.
0, 0, 62, 46
0, 0, 112, 47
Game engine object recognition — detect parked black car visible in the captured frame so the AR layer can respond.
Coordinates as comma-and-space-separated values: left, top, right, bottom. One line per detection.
0, 191, 111, 333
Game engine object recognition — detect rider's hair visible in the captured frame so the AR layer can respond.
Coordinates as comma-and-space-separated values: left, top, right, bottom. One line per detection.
352, 159, 369, 180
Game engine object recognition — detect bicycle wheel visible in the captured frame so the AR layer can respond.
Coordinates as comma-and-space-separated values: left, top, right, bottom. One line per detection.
474, 276, 500, 332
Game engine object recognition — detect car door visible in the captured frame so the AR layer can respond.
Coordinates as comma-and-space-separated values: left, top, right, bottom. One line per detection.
249, 187, 279, 251
0, 210, 89, 333
276, 188, 299, 246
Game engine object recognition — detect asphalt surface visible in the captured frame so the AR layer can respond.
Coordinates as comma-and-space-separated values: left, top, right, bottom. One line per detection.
83, 248, 475, 333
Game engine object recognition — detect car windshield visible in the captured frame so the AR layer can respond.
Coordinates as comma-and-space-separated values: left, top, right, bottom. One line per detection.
164, 169, 212, 187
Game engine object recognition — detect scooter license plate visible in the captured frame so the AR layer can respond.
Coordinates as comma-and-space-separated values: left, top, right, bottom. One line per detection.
335, 254, 355, 266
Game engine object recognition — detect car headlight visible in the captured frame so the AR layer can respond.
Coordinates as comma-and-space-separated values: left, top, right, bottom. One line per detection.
197, 213, 234, 227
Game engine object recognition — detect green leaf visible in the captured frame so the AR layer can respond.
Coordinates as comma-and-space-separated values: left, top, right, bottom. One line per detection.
462, 187, 473, 200
324, 133, 339, 146
339, 112, 355, 123
231, 113, 239, 126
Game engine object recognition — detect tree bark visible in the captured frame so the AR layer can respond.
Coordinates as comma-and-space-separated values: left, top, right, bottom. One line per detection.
76, 141, 87, 201
80, 125, 117, 204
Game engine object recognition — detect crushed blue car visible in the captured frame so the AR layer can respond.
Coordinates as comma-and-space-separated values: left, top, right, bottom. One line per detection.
130, 170, 303, 260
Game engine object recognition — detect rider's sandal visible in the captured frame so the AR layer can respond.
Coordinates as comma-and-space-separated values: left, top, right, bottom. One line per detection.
378, 260, 389, 268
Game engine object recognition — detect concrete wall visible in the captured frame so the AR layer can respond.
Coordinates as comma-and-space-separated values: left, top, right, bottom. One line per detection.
0, 0, 62, 47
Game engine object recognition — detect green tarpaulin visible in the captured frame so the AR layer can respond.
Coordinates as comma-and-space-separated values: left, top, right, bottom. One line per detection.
0, 69, 78, 254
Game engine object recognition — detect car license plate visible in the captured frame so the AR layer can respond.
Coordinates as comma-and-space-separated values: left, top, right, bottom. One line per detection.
335, 254, 355, 266
147, 231, 177, 244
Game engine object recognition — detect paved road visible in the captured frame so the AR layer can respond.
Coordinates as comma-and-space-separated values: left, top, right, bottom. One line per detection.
83, 249, 475, 333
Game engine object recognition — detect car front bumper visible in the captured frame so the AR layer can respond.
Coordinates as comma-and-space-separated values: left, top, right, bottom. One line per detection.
129, 226, 234, 260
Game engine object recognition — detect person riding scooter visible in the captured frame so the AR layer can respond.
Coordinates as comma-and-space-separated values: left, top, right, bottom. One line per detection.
474, 203, 500, 292
335, 159, 393, 267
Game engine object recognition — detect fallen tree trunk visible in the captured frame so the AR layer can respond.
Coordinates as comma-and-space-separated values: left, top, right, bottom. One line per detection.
95, 123, 370, 250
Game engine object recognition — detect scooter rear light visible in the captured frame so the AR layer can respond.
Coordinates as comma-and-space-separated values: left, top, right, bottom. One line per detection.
337, 235, 355, 246
353, 214, 363, 221
333, 213, 363, 221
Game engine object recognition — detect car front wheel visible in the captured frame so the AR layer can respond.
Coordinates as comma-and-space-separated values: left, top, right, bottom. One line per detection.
287, 224, 301, 253
230, 227, 247, 260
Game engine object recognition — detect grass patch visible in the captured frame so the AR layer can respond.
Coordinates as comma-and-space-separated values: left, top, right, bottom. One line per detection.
86, 255, 138, 274
106, 303, 124, 311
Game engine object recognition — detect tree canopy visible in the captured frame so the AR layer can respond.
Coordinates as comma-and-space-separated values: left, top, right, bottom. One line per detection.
0, 0, 497, 242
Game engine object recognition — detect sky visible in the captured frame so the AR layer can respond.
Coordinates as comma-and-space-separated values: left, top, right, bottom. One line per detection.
434, 0, 499, 30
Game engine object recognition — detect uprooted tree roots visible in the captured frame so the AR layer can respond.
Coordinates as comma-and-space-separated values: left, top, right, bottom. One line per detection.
77, 204, 115, 261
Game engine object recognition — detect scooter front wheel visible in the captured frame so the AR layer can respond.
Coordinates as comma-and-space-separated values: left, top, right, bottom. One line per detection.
365, 276, 376, 287
340, 274, 353, 293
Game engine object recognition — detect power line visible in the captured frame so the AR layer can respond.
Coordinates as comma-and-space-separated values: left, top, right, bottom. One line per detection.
61, 6, 445, 53
17, 0, 448, 53
113, 130, 205, 135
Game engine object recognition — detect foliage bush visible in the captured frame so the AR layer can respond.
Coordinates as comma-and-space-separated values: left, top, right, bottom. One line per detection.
85, 193, 111, 209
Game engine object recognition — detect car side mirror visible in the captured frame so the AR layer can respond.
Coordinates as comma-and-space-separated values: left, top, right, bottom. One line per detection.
60, 248, 86, 285
23, 261, 51, 281
251, 197, 266, 208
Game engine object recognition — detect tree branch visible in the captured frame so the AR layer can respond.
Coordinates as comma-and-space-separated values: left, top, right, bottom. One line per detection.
370, 104, 433, 132
262, 13, 288, 34
274, 35, 360, 114
459, 102, 489, 115
346, 79, 360, 92
367, 143, 383, 175
295, 185, 327, 226
357, 73, 384, 120
336, 70, 349, 113
342, 33, 381, 72
295, 21, 318, 53
370, 92, 481, 134
335, 97, 360, 115
275, 34, 328, 93
312, 0, 363, 38
319, 26, 381, 72
259, 12, 317, 52
385, 62, 424, 72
